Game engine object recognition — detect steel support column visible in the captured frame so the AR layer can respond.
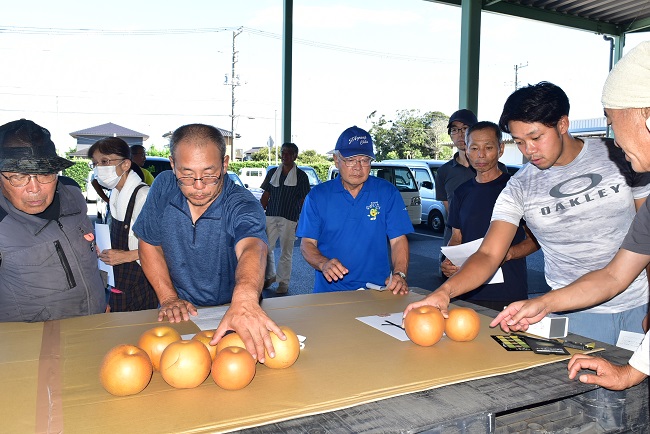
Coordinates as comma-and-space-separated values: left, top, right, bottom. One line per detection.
282, 0, 293, 144
458, 0, 482, 115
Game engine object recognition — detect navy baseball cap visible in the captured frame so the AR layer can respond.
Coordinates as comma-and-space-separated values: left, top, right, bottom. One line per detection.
447, 109, 478, 129
335, 126, 375, 159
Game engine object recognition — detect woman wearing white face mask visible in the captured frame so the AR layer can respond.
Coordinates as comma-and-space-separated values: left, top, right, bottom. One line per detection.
87, 137, 158, 312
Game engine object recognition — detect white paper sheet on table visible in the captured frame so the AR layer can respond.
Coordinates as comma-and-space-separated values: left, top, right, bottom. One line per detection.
440, 238, 504, 284
94, 223, 115, 286
185, 306, 308, 350
616, 330, 645, 351
356, 312, 409, 341
190, 305, 230, 331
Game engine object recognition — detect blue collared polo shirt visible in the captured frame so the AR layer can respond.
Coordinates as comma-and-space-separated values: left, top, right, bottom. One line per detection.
133, 170, 267, 306
297, 175, 413, 292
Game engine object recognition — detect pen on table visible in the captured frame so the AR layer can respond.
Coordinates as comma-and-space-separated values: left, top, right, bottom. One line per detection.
382, 320, 404, 330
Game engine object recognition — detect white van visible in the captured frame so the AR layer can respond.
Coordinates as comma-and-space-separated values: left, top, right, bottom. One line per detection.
390, 159, 447, 232
327, 163, 422, 226
238, 167, 265, 189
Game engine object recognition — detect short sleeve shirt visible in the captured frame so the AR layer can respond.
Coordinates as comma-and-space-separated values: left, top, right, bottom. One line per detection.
621, 194, 650, 255
133, 171, 267, 307
491, 138, 650, 313
448, 173, 528, 303
261, 166, 311, 221
620, 202, 650, 375
629, 331, 650, 376
435, 153, 474, 203
296, 175, 413, 292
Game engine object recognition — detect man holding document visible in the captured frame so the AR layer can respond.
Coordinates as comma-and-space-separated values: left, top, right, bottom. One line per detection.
440, 121, 538, 311
404, 82, 650, 345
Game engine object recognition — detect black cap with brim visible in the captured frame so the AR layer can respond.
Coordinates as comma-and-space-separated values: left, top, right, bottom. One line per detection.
447, 109, 478, 129
0, 119, 74, 174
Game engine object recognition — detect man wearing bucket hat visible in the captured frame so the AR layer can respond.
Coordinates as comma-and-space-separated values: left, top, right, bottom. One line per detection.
297, 125, 413, 294
0, 119, 106, 322
488, 42, 650, 390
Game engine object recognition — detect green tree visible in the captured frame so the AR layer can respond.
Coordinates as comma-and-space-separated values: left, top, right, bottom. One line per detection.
251, 146, 279, 162
147, 144, 170, 158
298, 149, 331, 165
368, 109, 452, 160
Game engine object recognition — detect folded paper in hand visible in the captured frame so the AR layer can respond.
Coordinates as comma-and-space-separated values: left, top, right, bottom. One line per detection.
440, 238, 504, 284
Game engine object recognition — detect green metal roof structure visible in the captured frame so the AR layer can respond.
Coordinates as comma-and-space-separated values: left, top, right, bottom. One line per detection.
429, 0, 650, 113
279, 0, 650, 142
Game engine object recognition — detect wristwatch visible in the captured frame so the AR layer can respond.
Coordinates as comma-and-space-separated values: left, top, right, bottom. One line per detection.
392, 271, 407, 280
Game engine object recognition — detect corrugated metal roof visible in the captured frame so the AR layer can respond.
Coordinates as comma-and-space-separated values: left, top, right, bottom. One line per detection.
499, 0, 650, 31
429, 0, 650, 34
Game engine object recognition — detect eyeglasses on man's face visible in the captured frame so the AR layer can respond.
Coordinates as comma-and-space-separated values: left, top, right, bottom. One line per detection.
90, 158, 125, 168
175, 173, 222, 187
340, 156, 373, 167
449, 126, 469, 135
1, 172, 57, 188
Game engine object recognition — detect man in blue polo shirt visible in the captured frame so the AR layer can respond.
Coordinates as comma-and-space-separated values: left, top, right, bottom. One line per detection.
297, 125, 413, 294
133, 123, 284, 363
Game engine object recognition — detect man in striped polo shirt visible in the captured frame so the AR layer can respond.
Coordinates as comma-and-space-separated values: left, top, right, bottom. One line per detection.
260, 143, 311, 294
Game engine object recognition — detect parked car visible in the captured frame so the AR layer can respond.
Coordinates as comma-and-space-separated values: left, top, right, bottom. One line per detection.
239, 167, 265, 189
85, 172, 99, 202
96, 156, 172, 223
390, 159, 447, 232
142, 156, 173, 178
227, 170, 245, 187
228, 170, 264, 201
419, 159, 523, 231
327, 163, 422, 226
266, 165, 321, 188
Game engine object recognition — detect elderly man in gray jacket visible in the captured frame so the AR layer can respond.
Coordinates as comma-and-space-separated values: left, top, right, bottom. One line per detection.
0, 119, 105, 322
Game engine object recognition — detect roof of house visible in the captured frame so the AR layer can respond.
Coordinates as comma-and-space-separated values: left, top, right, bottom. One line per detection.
69, 122, 149, 140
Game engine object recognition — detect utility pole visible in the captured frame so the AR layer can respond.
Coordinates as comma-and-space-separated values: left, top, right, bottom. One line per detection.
228, 27, 243, 160
513, 62, 528, 91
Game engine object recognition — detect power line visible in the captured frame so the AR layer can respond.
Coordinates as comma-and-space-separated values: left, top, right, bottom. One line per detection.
0, 107, 232, 117
0, 26, 238, 35
0, 25, 452, 63
243, 27, 450, 62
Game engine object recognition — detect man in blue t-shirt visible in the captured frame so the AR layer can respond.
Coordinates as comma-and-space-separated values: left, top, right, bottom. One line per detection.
297, 126, 413, 294
443, 121, 539, 311
133, 123, 283, 363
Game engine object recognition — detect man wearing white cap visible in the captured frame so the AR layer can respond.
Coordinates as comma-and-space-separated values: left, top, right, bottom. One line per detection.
297, 126, 413, 294
490, 41, 650, 390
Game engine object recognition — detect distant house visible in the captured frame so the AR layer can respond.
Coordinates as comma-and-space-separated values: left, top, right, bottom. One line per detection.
243, 146, 265, 161
68, 122, 149, 157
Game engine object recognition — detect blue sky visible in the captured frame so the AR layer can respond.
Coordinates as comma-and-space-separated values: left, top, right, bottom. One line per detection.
1, 0, 648, 156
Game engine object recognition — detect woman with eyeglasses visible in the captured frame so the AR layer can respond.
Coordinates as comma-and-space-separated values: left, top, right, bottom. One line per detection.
87, 137, 158, 312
